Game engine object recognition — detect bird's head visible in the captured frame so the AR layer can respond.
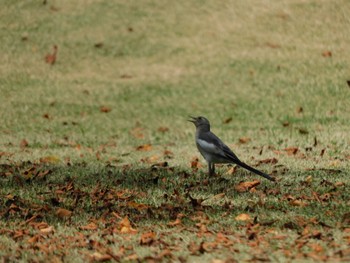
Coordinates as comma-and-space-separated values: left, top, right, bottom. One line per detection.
188, 116, 210, 131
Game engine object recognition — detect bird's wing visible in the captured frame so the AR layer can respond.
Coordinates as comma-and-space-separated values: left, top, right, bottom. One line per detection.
197, 132, 240, 162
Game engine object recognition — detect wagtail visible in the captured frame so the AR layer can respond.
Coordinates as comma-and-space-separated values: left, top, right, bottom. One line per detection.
189, 116, 275, 181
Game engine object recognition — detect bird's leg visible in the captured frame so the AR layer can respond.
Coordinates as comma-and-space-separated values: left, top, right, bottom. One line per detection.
208, 162, 215, 176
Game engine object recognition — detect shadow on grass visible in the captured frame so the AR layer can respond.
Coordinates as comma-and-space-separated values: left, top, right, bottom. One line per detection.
0, 161, 348, 229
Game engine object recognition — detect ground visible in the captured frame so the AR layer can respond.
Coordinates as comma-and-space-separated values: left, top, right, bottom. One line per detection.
0, 0, 350, 262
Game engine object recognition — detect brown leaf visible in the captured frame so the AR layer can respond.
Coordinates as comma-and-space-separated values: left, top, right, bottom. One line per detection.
322, 50, 332, 57
94, 42, 104, 48
80, 222, 98, 230
39, 226, 54, 235
284, 147, 298, 155
140, 231, 156, 246
27, 235, 40, 244
43, 113, 51, 119
347, 80, 350, 88
168, 218, 182, 227
20, 139, 29, 148
119, 217, 137, 234
265, 42, 281, 49
130, 127, 144, 139
136, 144, 152, 151
163, 150, 174, 159
235, 213, 251, 221
157, 126, 169, 133
296, 106, 303, 113
140, 155, 159, 163
191, 157, 202, 169
298, 128, 309, 134
226, 166, 237, 175
239, 137, 251, 144
55, 208, 72, 218
320, 148, 326, 157
282, 121, 290, 127
120, 74, 132, 79
36, 170, 52, 179
256, 158, 278, 165
223, 117, 232, 124
91, 252, 112, 262
235, 180, 260, 193
45, 45, 58, 65
100, 106, 111, 113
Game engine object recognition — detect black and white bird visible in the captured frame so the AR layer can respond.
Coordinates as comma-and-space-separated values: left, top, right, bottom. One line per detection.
188, 116, 275, 181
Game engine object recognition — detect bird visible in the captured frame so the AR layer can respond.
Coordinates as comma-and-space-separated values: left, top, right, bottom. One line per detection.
188, 116, 275, 182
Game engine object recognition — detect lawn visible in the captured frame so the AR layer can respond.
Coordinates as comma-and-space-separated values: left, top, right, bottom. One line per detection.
0, 0, 350, 262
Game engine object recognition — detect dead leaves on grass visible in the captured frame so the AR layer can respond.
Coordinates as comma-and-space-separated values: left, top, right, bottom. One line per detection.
235, 180, 260, 193
2, 120, 350, 262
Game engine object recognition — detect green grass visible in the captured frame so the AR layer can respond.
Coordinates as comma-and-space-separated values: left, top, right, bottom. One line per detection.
1, 0, 350, 262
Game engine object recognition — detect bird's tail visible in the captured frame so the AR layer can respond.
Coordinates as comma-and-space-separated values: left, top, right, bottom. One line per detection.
236, 161, 275, 182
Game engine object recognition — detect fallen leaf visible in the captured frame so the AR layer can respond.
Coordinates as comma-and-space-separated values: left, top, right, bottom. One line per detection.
100, 106, 111, 113
305, 176, 313, 183
322, 50, 332, 57
282, 121, 290, 127
45, 45, 57, 65
320, 148, 326, 157
130, 127, 144, 139
80, 222, 98, 230
296, 106, 303, 113
55, 208, 72, 218
124, 254, 138, 261
40, 155, 60, 164
140, 155, 159, 163
298, 128, 309, 134
151, 161, 169, 168
27, 235, 40, 244
284, 147, 298, 155
43, 113, 51, 119
119, 217, 137, 234
157, 126, 169, 133
308, 243, 324, 253
120, 74, 132, 79
163, 150, 174, 158
40, 226, 54, 234
223, 117, 232, 124
239, 137, 251, 144
20, 139, 29, 148
256, 158, 278, 165
334, 182, 345, 187
265, 42, 281, 49
191, 157, 202, 169
136, 144, 152, 151
235, 213, 251, 221
168, 218, 182, 227
212, 193, 225, 199
140, 231, 156, 246
226, 166, 237, 175
235, 180, 260, 193
94, 42, 104, 48
91, 252, 112, 262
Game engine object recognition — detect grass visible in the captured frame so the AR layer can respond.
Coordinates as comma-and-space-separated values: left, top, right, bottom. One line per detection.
1, 0, 350, 262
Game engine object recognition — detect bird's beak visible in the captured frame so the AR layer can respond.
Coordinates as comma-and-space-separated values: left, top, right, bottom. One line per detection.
188, 116, 197, 123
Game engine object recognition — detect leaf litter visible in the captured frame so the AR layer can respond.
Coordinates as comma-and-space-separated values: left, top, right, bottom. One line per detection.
0, 148, 349, 262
